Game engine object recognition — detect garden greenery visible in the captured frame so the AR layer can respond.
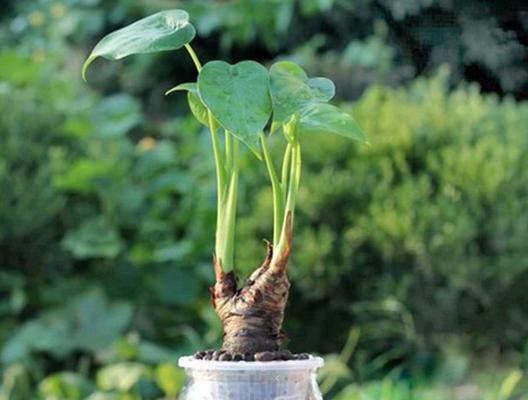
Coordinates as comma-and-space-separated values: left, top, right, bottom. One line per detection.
83, 9, 367, 273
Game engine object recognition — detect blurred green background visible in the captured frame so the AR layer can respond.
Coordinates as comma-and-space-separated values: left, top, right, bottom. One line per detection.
1, 0, 528, 399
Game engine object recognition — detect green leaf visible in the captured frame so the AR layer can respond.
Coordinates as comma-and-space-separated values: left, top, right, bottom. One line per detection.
0, 50, 40, 85
187, 92, 210, 126
269, 61, 335, 123
61, 217, 123, 259
198, 60, 272, 155
96, 362, 146, 392
299, 103, 368, 143
82, 10, 196, 81
150, 264, 199, 306
155, 363, 185, 397
498, 369, 523, 399
165, 82, 198, 95
93, 94, 142, 138
0, 288, 132, 363
54, 159, 113, 194
165, 82, 209, 126
85, 394, 120, 400
38, 372, 96, 400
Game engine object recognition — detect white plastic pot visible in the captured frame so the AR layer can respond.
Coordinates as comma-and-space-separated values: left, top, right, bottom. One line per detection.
178, 355, 324, 400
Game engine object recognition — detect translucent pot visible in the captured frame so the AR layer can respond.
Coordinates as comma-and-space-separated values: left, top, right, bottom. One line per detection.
178, 355, 324, 400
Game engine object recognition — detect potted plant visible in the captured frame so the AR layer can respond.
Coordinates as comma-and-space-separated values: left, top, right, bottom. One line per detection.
83, 9, 368, 399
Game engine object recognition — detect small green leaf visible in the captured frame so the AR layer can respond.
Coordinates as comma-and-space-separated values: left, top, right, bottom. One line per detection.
198, 60, 272, 155
299, 104, 368, 143
187, 92, 209, 126
165, 82, 209, 126
270, 61, 335, 123
82, 10, 196, 81
165, 82, 197, 95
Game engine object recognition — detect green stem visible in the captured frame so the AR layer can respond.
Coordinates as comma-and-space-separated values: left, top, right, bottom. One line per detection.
260, 132, 284, 246
281, 142, 292, 195
275, 117, 301, 257
184, 44, 202, 71
184, 44, 232, 271
183, 44, 225, 189
221, 137, 239, 271
285, 142, 301, 221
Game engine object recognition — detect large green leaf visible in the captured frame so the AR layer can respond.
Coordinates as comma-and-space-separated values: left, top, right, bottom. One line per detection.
198, 60, 272, 154
82, 10, 196, 81
269, 61, 335, 123
0, 288, 132, 363
165, 82, 209, 126
299, 103, 368, 143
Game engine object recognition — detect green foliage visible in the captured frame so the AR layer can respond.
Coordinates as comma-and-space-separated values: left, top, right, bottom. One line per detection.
236, 71, 528, 362
81, 11, 367, 272
198, 60, 272, 154
0, 46, 215, 398
82, 10, 196, 81
1, 1, 528, 399
1, 288, 132, 363
38, 372, 96, 400
299, 103, 368, 143
269, 61, 335, 124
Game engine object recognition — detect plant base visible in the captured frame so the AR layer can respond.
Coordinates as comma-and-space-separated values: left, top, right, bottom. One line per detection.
178, 355, 324, 400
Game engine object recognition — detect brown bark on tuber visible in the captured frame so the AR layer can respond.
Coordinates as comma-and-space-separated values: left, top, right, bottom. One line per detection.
211, 213, 292, 355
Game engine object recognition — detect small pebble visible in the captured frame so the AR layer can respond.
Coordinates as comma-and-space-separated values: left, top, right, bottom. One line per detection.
278, 349, 292, 360
212, 350, 222, 360
254, 351, 274, 361
194, 351, 205, 360
203, 350, 214, 360
219, 353, 232, 361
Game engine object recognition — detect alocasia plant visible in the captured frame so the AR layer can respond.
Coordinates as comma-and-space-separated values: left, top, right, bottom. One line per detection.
83, 9, 367, 360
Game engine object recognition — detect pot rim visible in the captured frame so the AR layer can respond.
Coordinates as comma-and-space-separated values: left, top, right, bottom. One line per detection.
178, 355, 324, 371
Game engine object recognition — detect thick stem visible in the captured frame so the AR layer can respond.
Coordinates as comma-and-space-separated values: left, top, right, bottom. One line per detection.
211, 226, 292, 355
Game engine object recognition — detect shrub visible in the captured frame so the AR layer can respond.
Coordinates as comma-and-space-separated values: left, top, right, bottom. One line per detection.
237, 70, 528, 365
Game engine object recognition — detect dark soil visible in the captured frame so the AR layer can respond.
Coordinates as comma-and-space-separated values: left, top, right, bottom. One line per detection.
193, 349, 310, 362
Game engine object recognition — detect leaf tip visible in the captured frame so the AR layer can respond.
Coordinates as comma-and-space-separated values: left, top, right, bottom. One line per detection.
81, 54, 97, 83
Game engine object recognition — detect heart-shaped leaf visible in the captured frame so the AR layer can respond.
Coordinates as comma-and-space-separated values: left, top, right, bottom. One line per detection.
269, 61, 335, 123
198, 60, 272, 155
299, 103, 368, 143
165, 82, 209, 126
82, 10, 196, 81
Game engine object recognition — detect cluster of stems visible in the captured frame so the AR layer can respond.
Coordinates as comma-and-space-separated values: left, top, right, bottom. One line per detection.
184, 44, 302, 272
